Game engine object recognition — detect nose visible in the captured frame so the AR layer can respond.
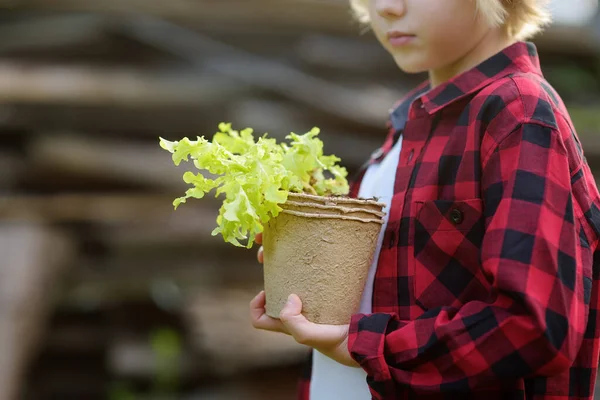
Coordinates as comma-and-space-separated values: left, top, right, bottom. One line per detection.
374, 0, 406, 19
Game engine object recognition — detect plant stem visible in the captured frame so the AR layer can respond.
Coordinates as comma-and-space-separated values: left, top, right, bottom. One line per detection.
303, 181, 318, 195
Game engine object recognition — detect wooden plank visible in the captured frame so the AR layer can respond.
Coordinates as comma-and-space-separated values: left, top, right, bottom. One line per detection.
58, 257, 264, 311
294, 33, 396, 73
24, 127, 379, 191
14, 0, 359, 35
2, 103, 231, 135
10, 2, 600, 56
0, 62, 248, 106
229, 98, 386, 166
58, 229, 263, 308
122, 18, 402, 127
0, 151, 23, 190
0, 14, 108, 53
0, 194, 260, 304
0, 224, 74, 400
45, 323, 107, 352
4, 98, 389, 154
0, 193, 219, 225
27, 133, 194, 190
185, 288, 307, 375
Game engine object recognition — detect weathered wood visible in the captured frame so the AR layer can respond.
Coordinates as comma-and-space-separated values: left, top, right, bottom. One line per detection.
28, 133, 193, 190
15, 0, 359, 35
0, 151, 23, 190
60, 248, 258, 302
6, 98, 387, 156
2, 103, 231, 135
23, 309, 108, 399
0, 14, 108, 53
59, 232, 262, 308
122, 17, 402, 127
0, 224, 74, 400
185, 288, 307, 375
229, 98, 386, 165
0, 62, 248, 106
9, 2, 600, 57
294, 33, 396, 72
1, 3, 598, 398
25, 128, 378, 192
45, 322, 107, 352
0, 193, 219, 225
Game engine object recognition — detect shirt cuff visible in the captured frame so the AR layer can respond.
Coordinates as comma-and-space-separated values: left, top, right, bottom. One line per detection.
348, 313, 406, 397
348, 313, 395, 375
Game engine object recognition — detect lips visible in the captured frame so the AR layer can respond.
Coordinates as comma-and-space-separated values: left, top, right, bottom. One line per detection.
387, 31, 416, 46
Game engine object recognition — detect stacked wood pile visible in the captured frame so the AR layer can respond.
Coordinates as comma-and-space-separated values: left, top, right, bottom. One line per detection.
0, 1, 599, 398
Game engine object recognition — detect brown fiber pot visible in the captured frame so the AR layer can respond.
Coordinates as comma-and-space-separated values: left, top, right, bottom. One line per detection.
262, 192, 386, 325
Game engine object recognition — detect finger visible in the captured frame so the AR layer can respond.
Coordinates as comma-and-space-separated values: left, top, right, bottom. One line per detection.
250, 291, 288, 333
255, 232, 263, 245
257, 246, 264, 263
280, 294, 347, 346
249, 290, 267, 320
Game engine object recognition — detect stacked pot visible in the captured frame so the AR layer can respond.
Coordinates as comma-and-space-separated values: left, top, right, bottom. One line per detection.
262, 192, 386, 325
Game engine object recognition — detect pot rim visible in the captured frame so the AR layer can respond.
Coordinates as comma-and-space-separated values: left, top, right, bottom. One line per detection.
283, 200, 386, 218
280, 208, 385, 224
287, 191, 386, 208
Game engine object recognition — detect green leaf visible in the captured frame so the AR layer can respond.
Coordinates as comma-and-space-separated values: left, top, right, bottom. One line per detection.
159, 123, 349, 247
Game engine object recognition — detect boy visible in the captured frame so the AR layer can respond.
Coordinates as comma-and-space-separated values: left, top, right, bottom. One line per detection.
251, 0, 600, 399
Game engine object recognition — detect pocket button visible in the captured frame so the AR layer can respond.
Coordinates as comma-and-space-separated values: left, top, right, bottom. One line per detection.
450, 208, 464, 225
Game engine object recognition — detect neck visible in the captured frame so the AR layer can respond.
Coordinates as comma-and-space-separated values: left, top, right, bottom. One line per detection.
428, 29, 515, 88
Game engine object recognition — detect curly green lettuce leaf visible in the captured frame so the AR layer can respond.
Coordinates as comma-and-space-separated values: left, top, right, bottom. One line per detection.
159, 123, 349, 248
281, 128, 349, 195
212, 122, 256, 155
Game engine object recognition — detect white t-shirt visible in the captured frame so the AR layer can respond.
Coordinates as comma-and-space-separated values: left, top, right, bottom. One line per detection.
309, 136, 403, 399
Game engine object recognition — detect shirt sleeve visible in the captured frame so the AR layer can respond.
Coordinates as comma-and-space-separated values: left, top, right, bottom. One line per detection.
347, 121, 594, 397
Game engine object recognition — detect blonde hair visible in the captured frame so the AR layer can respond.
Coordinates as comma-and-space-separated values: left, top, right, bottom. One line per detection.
349, 0, 552, 40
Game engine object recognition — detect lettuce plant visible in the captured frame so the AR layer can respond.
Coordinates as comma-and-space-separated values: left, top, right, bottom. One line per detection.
160, 123, 349, 248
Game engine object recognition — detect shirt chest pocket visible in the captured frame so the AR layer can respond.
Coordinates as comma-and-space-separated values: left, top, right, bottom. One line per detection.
412, 198, 491, 311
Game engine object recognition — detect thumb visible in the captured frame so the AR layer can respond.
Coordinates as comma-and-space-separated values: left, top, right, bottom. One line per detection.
280, 294, 304, 320
279, 294, 348, 350
279, 294, 313, 343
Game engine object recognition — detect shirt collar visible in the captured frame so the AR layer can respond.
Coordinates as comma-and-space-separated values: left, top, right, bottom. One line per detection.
391, 41, 543, 121
371, 82, 429, 163
389, 81, 430, 133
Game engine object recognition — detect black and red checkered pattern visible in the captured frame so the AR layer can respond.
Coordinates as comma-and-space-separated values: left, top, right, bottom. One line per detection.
297, 41, 600, 399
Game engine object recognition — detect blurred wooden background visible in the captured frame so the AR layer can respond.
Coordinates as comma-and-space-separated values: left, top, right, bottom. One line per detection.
0, 1, 600, 399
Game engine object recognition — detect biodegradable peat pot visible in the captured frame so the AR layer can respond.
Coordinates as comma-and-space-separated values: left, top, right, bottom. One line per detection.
262, 192, 386, 325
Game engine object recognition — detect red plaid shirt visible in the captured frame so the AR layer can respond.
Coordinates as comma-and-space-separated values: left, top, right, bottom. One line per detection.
297, 41, 600, 399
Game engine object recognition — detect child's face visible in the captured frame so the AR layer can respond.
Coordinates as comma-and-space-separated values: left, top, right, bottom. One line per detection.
367, 0, 494, 74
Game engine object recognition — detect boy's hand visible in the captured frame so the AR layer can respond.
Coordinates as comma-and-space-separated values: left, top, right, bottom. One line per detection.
249, 290, 358, 368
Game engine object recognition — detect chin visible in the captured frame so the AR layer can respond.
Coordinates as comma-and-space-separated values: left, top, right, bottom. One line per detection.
393, 59, 430, 74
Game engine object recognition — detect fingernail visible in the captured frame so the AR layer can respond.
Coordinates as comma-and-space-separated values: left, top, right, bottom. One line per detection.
286, 294, 295, 305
